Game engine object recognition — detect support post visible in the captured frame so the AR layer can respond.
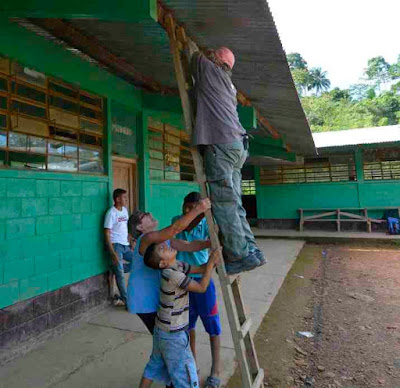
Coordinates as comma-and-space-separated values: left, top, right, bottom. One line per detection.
105, 98, 113, 205
137, 112, 151, 211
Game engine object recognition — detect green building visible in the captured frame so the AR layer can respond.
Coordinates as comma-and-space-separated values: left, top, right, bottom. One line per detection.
255, 125, 400, 230
0, 1, 316, 356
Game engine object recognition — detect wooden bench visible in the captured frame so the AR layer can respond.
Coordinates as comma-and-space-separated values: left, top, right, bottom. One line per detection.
299, 207, 400, 233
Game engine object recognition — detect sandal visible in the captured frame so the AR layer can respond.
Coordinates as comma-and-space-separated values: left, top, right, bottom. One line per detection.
204, 376, 221, 388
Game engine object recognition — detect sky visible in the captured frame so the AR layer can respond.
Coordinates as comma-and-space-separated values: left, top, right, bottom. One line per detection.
267, 0, 400, 89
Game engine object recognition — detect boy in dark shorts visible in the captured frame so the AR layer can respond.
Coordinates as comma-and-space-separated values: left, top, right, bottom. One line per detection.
172, 192, 222, 388
139, 241, 220, 388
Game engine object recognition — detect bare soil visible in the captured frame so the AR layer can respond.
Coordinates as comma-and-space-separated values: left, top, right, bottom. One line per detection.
227, 242, 400, 388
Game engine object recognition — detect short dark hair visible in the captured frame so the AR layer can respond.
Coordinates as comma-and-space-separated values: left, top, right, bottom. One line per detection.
143, 243, 161, 270
113, 188, 127, 202
183, 191, 201, 205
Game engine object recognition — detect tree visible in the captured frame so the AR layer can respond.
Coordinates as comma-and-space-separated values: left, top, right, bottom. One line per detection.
365, 56, 391, 90
287, 52, 307, 70
389, 55, 400, 80
288, 53, 400, 132
301, 94, 375, 132
291, 68, 312, 96
362, 91, 400, 126
308, 67, 331, 95
329, 87, 350, 102
349, 84, 376, 101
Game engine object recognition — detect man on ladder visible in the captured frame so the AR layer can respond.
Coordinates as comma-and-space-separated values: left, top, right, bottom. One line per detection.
188, 43, 266, 275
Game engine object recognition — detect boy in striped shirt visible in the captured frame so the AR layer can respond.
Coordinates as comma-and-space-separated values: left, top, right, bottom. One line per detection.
139, 241, 220, 388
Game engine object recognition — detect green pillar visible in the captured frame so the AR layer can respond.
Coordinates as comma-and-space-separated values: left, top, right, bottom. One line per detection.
355, 147, 364, 182
105, 98, 113, 205
354, 147, 364, 208
137, 112, 150, 211
254, 166, 261, 221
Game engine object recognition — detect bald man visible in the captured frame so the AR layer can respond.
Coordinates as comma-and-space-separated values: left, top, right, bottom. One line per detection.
189, 46, 266, 275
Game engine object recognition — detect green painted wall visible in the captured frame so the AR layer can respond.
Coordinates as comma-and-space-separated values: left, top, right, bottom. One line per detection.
0, 19, 143, 309
256, 182, 360, 219
149, 181, 200, 228
359, 181, 400, 207
257, 180, 400, 220
0, 172, 109, 309
256, 146, 400, 220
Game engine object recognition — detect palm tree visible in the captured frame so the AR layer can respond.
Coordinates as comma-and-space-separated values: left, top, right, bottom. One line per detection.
308, 68, 331, 95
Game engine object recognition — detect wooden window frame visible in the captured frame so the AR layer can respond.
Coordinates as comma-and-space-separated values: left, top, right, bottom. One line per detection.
242, 179, 256, 195
260, 156, 356, 185
363, 148, 400, 181
0, 55, 105, 174
148, 119, 195, 182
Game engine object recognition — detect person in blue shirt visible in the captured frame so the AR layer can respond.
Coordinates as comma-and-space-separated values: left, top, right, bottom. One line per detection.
126, 199, 211, 388
171, 192, 222, 388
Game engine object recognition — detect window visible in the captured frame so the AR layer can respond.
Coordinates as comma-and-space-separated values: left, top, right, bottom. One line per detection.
260, 155, 356, 185
148, 118, 195, 181
242, 180, 256, 195
363, 148, 400, 180
0, 54, 104, 173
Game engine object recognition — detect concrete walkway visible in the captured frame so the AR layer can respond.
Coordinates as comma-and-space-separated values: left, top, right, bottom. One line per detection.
253, 228, 400, 240
0, 239, 304, 388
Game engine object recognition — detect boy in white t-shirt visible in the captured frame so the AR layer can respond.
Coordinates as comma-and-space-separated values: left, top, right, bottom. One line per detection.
104, 188, 133, 306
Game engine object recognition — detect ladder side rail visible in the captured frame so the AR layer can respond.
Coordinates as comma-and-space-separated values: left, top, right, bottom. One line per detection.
231, 279, 261, 379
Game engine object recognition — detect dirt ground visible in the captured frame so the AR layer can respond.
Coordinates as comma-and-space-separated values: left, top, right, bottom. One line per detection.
227, 242, 400, 388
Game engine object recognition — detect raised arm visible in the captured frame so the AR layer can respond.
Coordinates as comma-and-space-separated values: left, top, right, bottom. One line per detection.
139, 199, 211, 255
186, 249, 220, 293
170, 238, 211, 252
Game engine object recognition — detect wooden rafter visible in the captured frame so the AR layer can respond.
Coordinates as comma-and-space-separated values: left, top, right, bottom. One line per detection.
32, 18, 176, 95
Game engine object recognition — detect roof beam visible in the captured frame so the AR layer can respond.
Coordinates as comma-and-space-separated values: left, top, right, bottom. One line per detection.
32, 18, 175, 94
0, 0, 157, 22
249, 142, 298, 163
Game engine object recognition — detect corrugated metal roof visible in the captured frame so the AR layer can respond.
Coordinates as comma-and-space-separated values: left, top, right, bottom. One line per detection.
313, 125, 400, 149
65, 0, 315, 155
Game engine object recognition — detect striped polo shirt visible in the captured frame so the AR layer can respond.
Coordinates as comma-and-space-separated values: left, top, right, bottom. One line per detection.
156, 260, 192, 332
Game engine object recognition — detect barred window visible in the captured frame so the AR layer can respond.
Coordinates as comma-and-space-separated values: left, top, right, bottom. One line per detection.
363, 148, 400, 180
148, 118, 195, 181
242, 180, 256, 195
0, 54, 104, 173
260, 155, 356, 185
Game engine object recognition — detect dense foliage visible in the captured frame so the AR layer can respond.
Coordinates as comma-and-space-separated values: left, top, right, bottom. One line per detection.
287, 53, 400, 132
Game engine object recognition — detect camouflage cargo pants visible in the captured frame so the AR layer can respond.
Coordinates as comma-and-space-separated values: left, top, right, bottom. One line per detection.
203, 141, 257, 261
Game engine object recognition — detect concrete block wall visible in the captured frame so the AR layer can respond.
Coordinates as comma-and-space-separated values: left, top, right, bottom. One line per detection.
149, 181, 199, 228
0, 174, 109, 310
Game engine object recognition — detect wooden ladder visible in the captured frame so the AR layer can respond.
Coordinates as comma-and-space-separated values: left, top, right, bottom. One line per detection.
165, 15, 264, 388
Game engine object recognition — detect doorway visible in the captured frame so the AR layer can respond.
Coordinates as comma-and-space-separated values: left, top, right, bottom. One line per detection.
110, 157, 137, 301
112, 157, 137, 213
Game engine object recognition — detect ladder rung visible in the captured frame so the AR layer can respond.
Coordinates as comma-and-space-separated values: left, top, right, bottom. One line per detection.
251, 368, 264, 388
229, 273, 240, 284
220, 273, 240, 286
239, 318, 252, 339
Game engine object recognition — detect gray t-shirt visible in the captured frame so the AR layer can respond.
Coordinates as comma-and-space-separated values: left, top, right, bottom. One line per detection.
191, 52, 245, 146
